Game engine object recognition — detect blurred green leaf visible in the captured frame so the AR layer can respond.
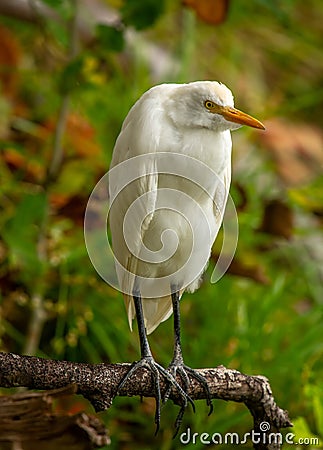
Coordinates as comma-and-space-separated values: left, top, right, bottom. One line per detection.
313, 395, 323, 437
305, 384, 323, 436
121, 0, 165, 30
96, 24, 124, 52
42, 0, 65, 7
59, 57, 84, 94
291, 417, 321, 448
42, 0, 75, 21
2, 191, 47, 273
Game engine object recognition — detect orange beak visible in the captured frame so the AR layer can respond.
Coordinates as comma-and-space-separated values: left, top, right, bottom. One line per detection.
212, 105, 265, 130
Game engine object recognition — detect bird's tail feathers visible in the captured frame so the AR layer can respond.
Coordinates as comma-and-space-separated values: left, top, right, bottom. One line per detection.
124, 294, 174, 335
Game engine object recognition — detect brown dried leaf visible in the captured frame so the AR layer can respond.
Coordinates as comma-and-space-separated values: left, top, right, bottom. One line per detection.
0, 25, 21, 99
51, 194, 88, 226
45, 114, 100, 159
183, 0, 229, 25
3, 148, 45, 182
259, 118, 323, 186
211, 253, 269, 284
258, 199, 294, 239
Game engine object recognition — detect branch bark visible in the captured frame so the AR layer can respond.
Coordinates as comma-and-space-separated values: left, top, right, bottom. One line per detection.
0, 352, 292, 450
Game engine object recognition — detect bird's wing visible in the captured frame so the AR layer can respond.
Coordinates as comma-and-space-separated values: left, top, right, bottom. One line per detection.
213, 163, 231, 228
109, 93, 165, 331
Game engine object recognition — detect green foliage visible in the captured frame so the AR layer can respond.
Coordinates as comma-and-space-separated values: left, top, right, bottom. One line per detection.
42, 0, 76, 21
59, 56, 84, 94
2, 192, 48, 280
121, 0, 165, 29
96, 24, 125, 52
305, 385, 323, 438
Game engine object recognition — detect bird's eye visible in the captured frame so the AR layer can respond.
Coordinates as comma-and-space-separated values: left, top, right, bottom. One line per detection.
204, 100, 216, 110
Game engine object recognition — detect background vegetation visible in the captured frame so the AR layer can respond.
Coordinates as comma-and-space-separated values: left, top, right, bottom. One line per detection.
0, 0, 322, 448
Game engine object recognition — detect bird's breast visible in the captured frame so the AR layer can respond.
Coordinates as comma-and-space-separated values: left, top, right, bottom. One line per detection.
156, 127, 232, 203
138, 131, 232, 280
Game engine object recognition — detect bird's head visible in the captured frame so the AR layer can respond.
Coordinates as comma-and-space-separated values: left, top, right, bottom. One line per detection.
163, 81, 265, 133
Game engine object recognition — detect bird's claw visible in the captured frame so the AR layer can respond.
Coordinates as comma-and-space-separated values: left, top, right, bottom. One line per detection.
115, 356, 194, 435
164, 362, 213, 436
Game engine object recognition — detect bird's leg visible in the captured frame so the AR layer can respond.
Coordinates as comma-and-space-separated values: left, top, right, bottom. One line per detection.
115, 290, 193, 434
164, 288, 213, 434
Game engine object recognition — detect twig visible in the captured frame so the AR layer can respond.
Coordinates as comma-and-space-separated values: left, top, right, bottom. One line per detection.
47, 0, 80, 180
22, 192, 48, 356
0, 352, 292, 450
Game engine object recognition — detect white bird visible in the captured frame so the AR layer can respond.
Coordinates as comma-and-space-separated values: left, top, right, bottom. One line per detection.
108, 81, 264, 431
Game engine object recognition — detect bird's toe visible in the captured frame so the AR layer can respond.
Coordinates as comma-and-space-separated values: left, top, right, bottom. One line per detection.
165, 362, 213, 417
115, 356, 195, 434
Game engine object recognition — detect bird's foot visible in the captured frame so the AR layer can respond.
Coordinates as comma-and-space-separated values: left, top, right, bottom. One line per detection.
164, 361, 213, 436
115, 356, 194, 434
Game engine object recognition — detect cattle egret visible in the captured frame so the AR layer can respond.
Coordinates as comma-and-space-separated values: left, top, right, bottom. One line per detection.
108, 81, 265, 432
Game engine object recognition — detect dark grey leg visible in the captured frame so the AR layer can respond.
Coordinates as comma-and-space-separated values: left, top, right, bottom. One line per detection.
165, 289, 213, 435
134, 293, 153, 359
115, 291, 193, 434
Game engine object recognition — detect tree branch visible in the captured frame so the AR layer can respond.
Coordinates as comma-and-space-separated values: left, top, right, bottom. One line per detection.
0, 352, 292, 450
